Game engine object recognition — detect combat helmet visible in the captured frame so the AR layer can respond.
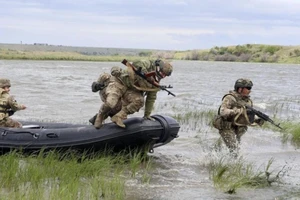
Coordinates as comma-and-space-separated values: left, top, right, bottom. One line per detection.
234, 78, 253, 91
0, 78, 11, 88
154, 60, 173, 80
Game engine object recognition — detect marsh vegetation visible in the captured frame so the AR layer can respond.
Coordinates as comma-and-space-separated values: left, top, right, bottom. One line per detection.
1, 60, 299, 199
171, 100, 299, 194
0, 149, 153, 200
1, 43, 300, 63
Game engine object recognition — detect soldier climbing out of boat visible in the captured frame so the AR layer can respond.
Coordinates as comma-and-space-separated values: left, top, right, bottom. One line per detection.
89, 72, 122, 125
0, 78, 27, 128
91, 59, 174, 129
212, 78, 265, 156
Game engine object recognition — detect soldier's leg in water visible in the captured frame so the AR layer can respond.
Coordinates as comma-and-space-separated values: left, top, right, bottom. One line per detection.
111, 90, 144, 128
219, 128, 239, 155
235, 126, 248, 144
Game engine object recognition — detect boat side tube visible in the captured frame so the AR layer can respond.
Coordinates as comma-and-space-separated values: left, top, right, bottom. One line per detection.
151, 115, 180, 148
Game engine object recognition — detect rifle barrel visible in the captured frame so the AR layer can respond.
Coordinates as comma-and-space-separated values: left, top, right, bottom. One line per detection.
245, 105, 282, 129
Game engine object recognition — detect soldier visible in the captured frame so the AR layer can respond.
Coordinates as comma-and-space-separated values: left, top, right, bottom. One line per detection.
0, 78, 26, 128
90, 72, 122, 126
212, 78, 264, 155
93, 59, 173, 129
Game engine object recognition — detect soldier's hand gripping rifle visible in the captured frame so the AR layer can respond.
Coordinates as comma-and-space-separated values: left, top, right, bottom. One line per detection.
121, 59, 176, 97
245, 105, 282, 129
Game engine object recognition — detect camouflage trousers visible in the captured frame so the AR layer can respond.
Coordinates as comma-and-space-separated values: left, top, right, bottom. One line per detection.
0, 117, 22, 128
218, 125, 247, 152
100, 89, 122, 117
104, 78, 144, 115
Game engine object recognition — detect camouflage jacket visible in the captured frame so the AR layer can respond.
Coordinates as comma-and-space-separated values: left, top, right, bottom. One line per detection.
112, 59, 160, 117
0, 88, 23, 120
116, 60, 158, 90
219, 90, 253, 126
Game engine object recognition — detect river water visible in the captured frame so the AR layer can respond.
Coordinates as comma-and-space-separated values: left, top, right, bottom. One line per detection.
1, 60, 300, 199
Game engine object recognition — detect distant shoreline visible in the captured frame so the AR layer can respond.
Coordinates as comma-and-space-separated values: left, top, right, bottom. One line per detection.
1, 43, 300, 64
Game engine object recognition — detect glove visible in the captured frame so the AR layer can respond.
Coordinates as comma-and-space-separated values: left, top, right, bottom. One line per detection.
143, 115, 155, 121
91, 82, 104, 92
233, 107, 242, 115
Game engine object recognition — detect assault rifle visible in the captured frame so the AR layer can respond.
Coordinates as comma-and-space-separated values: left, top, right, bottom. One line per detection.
245, 105, 282, 129
121, 59, 176, 97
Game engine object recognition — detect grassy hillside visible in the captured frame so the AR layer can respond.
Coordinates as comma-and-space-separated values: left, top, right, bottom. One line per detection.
174, 44, 300, 64
1, 43, 300, 63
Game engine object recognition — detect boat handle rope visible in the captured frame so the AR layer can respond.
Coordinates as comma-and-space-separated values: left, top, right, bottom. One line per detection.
0, 129, 40, 139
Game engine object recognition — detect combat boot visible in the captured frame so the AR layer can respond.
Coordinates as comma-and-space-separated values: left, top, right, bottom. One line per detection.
94, 104, 110, 129
94, 113, 106, 129
89, 114, 97, 125
111, 110, 127, 128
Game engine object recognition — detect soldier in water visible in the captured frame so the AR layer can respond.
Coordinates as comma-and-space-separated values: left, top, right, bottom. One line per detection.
212, 78, 264, 156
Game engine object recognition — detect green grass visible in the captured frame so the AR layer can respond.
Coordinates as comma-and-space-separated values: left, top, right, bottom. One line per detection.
0, 49, 150, 62
170, 101, 300, 149
207, 157, 283, 194
279, 122, 300, 148
0, 149, 154, 200
172, 109, 215, 126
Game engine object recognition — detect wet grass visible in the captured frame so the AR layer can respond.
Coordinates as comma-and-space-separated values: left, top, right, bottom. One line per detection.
0, 149, 153, 200
279, 122, 300, 148
207, 157, 284, 194
172, 109, 215, 130
171, 104, 300, 148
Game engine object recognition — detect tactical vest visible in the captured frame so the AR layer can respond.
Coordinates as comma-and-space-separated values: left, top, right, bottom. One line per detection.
212, 93, 253, 129
121, 60, 160, 92
218, 93, 253, 114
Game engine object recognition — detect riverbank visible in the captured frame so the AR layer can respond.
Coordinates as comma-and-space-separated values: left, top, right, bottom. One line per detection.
1, 43, 300, 63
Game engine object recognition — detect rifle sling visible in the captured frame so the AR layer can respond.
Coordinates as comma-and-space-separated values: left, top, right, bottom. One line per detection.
126, 64, 160, 92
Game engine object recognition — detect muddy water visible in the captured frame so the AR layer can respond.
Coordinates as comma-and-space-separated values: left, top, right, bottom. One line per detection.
1, 60, 300, 199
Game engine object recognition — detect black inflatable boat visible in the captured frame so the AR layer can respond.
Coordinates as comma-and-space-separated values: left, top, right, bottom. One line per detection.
0, 115, 180, 154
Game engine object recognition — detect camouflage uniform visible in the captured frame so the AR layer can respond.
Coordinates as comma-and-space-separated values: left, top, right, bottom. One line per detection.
218, 90, 253, 151
91, 72, 122, 125
213, 78, 263, 154
0, 79, 24, 128
93, 59, 173, 128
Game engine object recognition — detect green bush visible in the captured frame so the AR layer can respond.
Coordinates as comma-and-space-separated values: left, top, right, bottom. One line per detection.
138, 51, 152, 57
264, 45, 281, 55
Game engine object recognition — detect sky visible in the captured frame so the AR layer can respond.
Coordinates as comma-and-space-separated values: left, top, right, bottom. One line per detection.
1, 0, 300, 50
